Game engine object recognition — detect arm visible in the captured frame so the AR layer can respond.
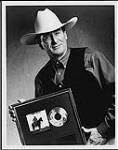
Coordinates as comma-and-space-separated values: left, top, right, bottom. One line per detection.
84, 48, 115, 143
93, 51, 115, 139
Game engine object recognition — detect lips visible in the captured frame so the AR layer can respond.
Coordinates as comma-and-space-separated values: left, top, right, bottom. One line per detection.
52, 44, 61, 50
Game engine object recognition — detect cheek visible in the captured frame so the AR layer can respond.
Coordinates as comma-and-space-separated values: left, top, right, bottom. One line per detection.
64, 32, 67, 40
61, 33, 67, 43
61, 37, 67, 46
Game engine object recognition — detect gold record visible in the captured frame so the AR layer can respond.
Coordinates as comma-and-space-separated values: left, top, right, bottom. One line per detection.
48, 107, 68, 127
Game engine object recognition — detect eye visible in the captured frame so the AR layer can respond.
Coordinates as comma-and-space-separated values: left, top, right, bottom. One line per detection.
55, 30, 61, 35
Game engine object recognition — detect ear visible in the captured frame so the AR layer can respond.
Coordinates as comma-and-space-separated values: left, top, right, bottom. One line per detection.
64, 31, 67, 40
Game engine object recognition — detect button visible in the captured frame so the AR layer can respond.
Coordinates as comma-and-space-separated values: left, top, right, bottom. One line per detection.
58, 84, 62, 88
64, 65, 66, 69
58, 72, 61, 75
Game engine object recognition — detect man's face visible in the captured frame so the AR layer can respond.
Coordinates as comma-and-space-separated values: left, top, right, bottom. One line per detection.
40, 28, 68, 59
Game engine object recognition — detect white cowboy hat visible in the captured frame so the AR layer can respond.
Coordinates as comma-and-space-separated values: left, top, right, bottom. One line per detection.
20, 8, 78, 45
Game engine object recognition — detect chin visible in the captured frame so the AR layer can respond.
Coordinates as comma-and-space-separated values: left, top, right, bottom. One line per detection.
50, 47, 67, 58
54, 50, 65, 56
51, 51, 64, 58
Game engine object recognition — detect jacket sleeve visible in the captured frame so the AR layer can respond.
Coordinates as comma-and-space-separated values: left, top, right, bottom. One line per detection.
35, 76, 44, 98
84, 48, 115, 138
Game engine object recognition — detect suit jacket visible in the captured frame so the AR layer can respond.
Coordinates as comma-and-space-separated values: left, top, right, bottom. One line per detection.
35, 47, 115, 139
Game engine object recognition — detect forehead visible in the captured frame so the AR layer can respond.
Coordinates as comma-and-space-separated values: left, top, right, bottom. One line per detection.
43, 28, 63, 36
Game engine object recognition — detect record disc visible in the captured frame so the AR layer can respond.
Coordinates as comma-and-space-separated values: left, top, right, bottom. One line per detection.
48, 107, 68, 127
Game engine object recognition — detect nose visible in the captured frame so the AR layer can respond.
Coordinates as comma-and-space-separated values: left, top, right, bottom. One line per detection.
51, 33, 57, 45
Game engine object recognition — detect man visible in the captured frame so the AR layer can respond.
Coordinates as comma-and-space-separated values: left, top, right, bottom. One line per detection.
10, 8, 115, 145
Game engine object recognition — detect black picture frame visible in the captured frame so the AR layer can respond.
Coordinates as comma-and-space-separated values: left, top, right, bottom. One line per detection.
9, 88, 86, 145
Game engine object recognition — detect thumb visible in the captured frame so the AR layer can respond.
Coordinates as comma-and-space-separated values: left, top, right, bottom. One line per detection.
17, 98, 26, 103
82, 126, 92, 133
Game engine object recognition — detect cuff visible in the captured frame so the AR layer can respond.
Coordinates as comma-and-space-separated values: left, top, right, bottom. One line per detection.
97, 122, 109, 138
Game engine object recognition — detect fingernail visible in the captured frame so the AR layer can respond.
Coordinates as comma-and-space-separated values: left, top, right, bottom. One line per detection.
12, 118, 16, 122
9, 105, 13, 110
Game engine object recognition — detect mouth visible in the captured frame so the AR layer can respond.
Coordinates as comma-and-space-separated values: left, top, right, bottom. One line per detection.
52, 44, 61, 50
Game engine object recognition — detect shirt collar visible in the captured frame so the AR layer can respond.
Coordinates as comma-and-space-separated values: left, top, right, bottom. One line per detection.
51, 48, 70, 69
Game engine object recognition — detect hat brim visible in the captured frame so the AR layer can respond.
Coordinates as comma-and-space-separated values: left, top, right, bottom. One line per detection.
20, 17, 78, 45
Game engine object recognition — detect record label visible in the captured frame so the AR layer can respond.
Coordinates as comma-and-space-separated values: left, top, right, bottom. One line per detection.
48, 107, 68, 127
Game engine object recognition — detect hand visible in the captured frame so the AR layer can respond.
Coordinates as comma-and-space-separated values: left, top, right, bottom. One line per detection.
8, 98, 26, 122
82, 126, 107, 145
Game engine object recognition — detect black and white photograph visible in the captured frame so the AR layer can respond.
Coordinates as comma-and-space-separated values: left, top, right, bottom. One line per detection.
2, 1, 117, 149
26, 109, 50, 132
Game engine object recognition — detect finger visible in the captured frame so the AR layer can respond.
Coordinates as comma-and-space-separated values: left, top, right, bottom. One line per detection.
82, 126, 92, 133
88, 137, 107, 145
91, 140, 104, 145
17, 98, 25, 103
87, 138, 96, 145
98, 138, 107, 145
86, 139, 91, 145
9, 109, 15, 116
8, 110, 16, 121
12, 118, 17, 122
87, 138, 99, 145
90, 134, 102, 140
8, 105, 13, 110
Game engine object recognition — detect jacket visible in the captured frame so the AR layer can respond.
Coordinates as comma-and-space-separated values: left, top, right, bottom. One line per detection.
35, 47, 115, 139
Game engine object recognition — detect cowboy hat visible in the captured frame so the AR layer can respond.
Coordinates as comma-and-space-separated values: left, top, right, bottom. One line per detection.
20, 8, 78, 45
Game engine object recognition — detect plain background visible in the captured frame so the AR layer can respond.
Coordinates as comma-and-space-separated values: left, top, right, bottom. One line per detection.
6, 6, 114, 145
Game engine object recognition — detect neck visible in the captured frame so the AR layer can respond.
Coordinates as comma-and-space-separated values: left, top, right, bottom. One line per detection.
58, 49, 67, 61
49, 48, 68, 61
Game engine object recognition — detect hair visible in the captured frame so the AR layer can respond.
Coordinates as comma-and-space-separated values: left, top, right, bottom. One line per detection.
62, 26, 66, 32
35, 26, 66, 49
35, 35, 44, 49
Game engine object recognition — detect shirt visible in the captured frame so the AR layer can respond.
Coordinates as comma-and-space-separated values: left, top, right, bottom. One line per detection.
51, 48, 70, 88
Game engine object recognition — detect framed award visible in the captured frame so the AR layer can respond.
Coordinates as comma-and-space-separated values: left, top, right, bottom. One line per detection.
9, 88, 86, 145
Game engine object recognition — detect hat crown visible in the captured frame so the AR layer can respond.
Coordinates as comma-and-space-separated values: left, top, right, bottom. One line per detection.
20, 8, 78, 45
34, 8, 63, 33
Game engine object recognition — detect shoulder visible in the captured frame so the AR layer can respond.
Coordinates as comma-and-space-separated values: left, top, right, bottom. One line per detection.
70, 47, 100, 55
70, 47, 103, 59
84, 47, 103, 62
71, 47, 104, 69
70, 47, 87, 54
70, 47, 102, 60
85, 47, 101, 56
35, 60, 52, 82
